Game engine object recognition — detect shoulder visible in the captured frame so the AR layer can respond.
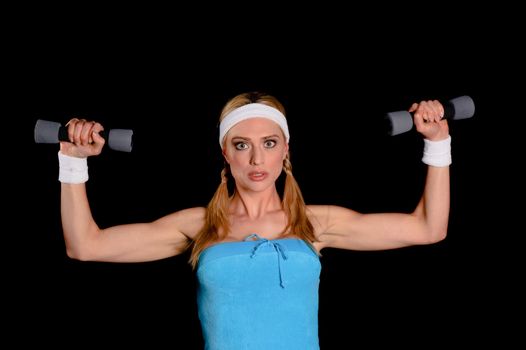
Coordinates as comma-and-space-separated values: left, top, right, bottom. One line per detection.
306, 205, 328, 222
306, 205, 330, 237
176, 206, 206, 218
307, 204, 361, 222
306, 205, 362, 248
307, 205, 360, 223
161, 207, 206, 221
158, 207, 206, 240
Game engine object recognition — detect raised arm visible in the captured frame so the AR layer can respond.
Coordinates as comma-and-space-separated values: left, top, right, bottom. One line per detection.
59, 118, 203, 262
312, 99, 450, 251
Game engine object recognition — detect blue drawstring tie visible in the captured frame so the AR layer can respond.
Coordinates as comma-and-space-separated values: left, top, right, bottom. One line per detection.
245, 234, 288, 288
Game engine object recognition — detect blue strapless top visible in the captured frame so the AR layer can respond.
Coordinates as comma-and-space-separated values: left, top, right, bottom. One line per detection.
196, 234, 321, 350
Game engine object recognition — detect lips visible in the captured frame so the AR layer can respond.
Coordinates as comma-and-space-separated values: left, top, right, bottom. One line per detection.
248, 171, 268, 181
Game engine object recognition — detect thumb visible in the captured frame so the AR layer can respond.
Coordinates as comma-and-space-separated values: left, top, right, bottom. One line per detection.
92, 130, 105, 144
412, 110, 427, 131
91, 123, 105, 144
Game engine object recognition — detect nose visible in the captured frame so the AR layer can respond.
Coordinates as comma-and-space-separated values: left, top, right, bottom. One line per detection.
250, 146, 264, 165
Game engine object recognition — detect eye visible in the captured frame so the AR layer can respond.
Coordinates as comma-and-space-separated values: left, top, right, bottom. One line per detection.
234, 142, 249, 150
264, 139, 277, 148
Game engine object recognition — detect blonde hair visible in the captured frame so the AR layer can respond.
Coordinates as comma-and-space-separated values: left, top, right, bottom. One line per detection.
189, 92, 316, 268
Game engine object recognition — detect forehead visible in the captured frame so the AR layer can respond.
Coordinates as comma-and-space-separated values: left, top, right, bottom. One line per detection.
227, 117, 283, 139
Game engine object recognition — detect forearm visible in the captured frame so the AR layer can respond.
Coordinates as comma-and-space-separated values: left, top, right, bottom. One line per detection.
415, 165, 450, 241
60, 182, 100, 259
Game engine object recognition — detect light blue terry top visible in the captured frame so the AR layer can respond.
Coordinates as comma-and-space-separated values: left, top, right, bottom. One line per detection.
196, 234, 321, 350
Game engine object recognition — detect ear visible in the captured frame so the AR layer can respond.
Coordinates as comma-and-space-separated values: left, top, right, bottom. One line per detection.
222, 149, 230, 164
283, 143, 289, 160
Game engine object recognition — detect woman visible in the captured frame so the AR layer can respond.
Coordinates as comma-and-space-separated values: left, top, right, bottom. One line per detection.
58, 91, 450, 349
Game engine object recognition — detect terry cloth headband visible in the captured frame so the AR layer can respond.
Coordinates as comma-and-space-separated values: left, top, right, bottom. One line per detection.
219, 103, 290, 147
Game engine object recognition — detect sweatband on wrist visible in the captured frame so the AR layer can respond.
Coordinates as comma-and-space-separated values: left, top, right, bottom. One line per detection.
422, 136, 451, 167
58, 151, 89, 183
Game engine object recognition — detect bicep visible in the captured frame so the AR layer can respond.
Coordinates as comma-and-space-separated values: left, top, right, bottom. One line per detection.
86, 207, 204, 262
314, 205, 429, 251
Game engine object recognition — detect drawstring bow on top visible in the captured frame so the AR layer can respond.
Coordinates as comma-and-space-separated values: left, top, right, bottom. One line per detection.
244, 234, 288, 288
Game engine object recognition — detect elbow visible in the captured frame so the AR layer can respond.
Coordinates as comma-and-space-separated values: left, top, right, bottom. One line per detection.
64, 227, 101, 261
426, 226, 448, 244
429, 231, 447, 244
66, 243, 96, 261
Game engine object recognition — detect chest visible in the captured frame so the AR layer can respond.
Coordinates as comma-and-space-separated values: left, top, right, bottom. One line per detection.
226, 211, 288, 240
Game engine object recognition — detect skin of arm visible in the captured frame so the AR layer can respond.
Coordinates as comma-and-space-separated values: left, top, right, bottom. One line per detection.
62, 184, 203, 262
311, 99, 450, 251
59, 118, 203, 262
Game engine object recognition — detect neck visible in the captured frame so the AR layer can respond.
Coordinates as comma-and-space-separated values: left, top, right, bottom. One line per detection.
230, 186, 282, 219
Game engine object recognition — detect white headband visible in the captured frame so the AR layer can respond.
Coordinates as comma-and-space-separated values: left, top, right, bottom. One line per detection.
219, 103, 290, 147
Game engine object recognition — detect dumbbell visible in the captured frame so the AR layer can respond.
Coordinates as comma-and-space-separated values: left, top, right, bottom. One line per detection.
34, 119, 133, 152
386, 95, 475, 136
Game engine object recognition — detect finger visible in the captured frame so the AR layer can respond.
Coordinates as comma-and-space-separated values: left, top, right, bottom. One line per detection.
428, 100, 445, 123
65, 117, 79, 127
408, 102, 419, 113
421, 101, 435, 123
418, 101, 431, 123
412, 101, 427, 126
432, 100, 445, 122
422, 100, 440, 123
81, 121, 96, 145
92, 122, 104, 134
413, 107, 427, 130
66, 118, 79, 142
73, 119, 87, 145
91, 123, 106, 146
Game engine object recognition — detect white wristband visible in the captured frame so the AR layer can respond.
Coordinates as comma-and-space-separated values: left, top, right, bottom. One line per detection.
58, 151, 89, 183
422, 136, 452, 167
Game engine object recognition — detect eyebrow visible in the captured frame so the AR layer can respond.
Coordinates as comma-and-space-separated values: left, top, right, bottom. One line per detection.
231, 134, 280, 141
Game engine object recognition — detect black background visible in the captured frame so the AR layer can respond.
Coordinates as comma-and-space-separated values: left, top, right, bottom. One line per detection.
6, 5, 519, 349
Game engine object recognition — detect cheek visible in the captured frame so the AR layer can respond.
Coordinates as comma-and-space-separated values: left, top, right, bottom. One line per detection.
269, 154, 285, 173
227, 152, 245, 166
228, 159, 248, 181
226, 154, 248, 177
271, 154, 284, 166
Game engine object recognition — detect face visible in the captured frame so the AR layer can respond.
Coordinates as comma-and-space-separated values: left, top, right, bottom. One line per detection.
223, 118, 289, 193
